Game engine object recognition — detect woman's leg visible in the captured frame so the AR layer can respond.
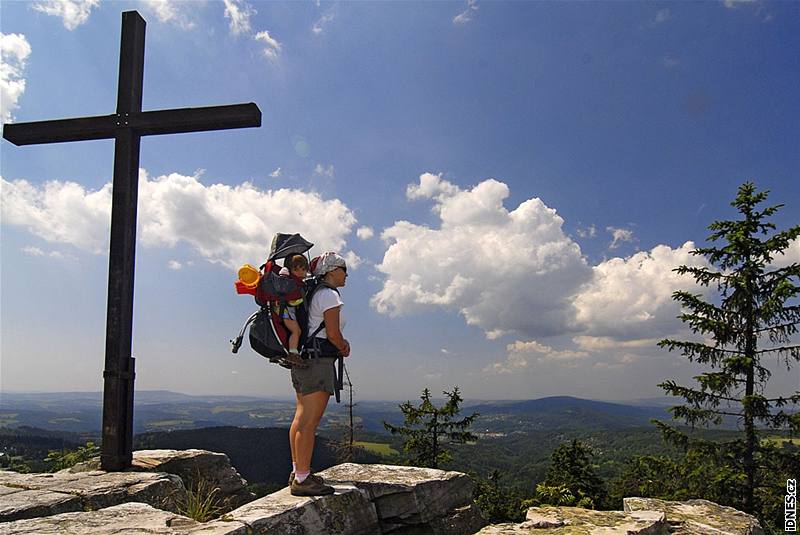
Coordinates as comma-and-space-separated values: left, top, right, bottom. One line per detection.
289, 393, 301, 468
292, 390, 331, 472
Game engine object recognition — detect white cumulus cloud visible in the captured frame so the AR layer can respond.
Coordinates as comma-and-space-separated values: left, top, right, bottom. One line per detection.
653, 8, 671, 25
223, 0, 255, 36
484, 339, 590, 374
168, 260, 183, 270
1, 170, 358, 270
2, 176, 113, 253
312, 9, 335, 35
374, 173, 714, 370
453, 0, 478, 25
314, 164, 335, 178
356, 226, 374, 240
254, 30, 281, 60
572, 242, 710, 341
607, 226, 635, 249
269, 167, 282, 178
141, 0, 195, 29
32, 0, 99, 30
722, 0, 757, 8
372, 173, 592, 338
572, 335, 659, 352
21, 246, 45, 256
20, 245, 76, 261
770, 238, 800, 269
576, 224, 596, 239
1, 33, 32, 126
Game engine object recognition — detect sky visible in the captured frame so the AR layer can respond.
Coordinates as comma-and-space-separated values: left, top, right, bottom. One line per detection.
1, 0, 798, 402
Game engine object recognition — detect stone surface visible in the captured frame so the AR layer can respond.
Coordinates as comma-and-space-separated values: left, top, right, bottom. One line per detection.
3, 457, 765, 535
317, 462, 483, 533
624, 497, 765, 535
475, 506, 668, 535
429, 503, 489, 535
524, 508, 566, 528
69, 449, 254, 507
0, 488, 83, 522
225, 484, 379, 535
0, 469, 186, 521
0, 502, 248, 535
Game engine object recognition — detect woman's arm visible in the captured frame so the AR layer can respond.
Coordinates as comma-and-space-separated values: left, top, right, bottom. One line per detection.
323, 306, 350, 357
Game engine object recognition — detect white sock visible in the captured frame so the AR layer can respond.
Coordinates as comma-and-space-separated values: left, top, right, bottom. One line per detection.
295, 470, 310, 483
292, 462, 297, 472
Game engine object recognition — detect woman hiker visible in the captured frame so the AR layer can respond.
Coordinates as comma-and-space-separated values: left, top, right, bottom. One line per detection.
288, 252, 350, 496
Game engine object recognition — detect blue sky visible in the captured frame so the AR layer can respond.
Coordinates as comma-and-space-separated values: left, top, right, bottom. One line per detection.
1, 0, 798, 401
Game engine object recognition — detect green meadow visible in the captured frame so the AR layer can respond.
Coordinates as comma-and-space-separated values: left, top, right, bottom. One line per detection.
354, 441, 399, 457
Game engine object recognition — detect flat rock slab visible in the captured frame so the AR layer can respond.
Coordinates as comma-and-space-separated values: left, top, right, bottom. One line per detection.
0, 469, 185, 521
131, 449, 253, 506
225, 484, 379, 535
475, 506, 668, 535
0, 502, 248, 535
624, 498, 764, 535
0, 489, 83, 522
69, 449, 253, 506
317, 463, 475, 527
426, 503, 489, 535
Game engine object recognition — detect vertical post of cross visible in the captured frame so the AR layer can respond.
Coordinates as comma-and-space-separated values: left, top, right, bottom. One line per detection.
101, 11, 146, 471
2, 9, 261, 470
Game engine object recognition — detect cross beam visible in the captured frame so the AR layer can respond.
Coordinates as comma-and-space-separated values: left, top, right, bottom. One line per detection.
2, 11, 261, 471
3, 104, 262, 145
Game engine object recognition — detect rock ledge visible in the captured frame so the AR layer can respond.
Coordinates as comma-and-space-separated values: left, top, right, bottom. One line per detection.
0, 451, 766, 535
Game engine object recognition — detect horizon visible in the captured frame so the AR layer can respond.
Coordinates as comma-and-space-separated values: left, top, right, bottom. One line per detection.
2, 1, 798, 401
0, 388, 686, 406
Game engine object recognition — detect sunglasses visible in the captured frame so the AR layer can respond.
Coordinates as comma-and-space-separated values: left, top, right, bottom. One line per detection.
338, 266, 347, 274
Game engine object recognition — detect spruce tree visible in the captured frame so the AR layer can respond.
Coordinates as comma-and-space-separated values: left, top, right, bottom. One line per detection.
383, 386, 479, 469
655, 182, 800, 516
541, 439, 607, 509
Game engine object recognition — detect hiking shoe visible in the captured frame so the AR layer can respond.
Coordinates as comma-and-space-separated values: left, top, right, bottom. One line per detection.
288, 472, 324, 486
290, 474, 334, 496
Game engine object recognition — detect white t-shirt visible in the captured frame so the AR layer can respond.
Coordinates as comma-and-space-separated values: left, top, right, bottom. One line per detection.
308, 287, 345, 339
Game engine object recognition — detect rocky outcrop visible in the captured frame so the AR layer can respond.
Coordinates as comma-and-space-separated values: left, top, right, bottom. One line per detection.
0, 469, 185, 522
624, 497, 765, 535
475, 507, 667, 534
318, 462, 488, 534
0, 453, 766, 535
226, 484, 379, 534
474, 498, 764, 535
69, 449, 254, 507
0, 502, 248, 535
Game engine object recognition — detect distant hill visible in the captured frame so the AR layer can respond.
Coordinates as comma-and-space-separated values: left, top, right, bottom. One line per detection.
464, 396, 672, 431
2, 391, 750, 433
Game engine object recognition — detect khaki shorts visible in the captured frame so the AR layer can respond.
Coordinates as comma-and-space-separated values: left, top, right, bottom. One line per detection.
291, 357, 336, 396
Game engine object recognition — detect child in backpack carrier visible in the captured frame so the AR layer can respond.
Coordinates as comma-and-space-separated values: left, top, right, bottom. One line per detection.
279, 254, 310, 368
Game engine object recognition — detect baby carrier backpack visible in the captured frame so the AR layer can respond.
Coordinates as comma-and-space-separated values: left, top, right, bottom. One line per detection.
229, 233, 345, 400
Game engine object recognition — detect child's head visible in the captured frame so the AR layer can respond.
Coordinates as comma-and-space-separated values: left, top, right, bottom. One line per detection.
286, 254, 309, 278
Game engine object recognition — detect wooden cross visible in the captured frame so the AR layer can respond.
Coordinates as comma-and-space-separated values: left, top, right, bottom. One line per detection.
2, 11, 261, 470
